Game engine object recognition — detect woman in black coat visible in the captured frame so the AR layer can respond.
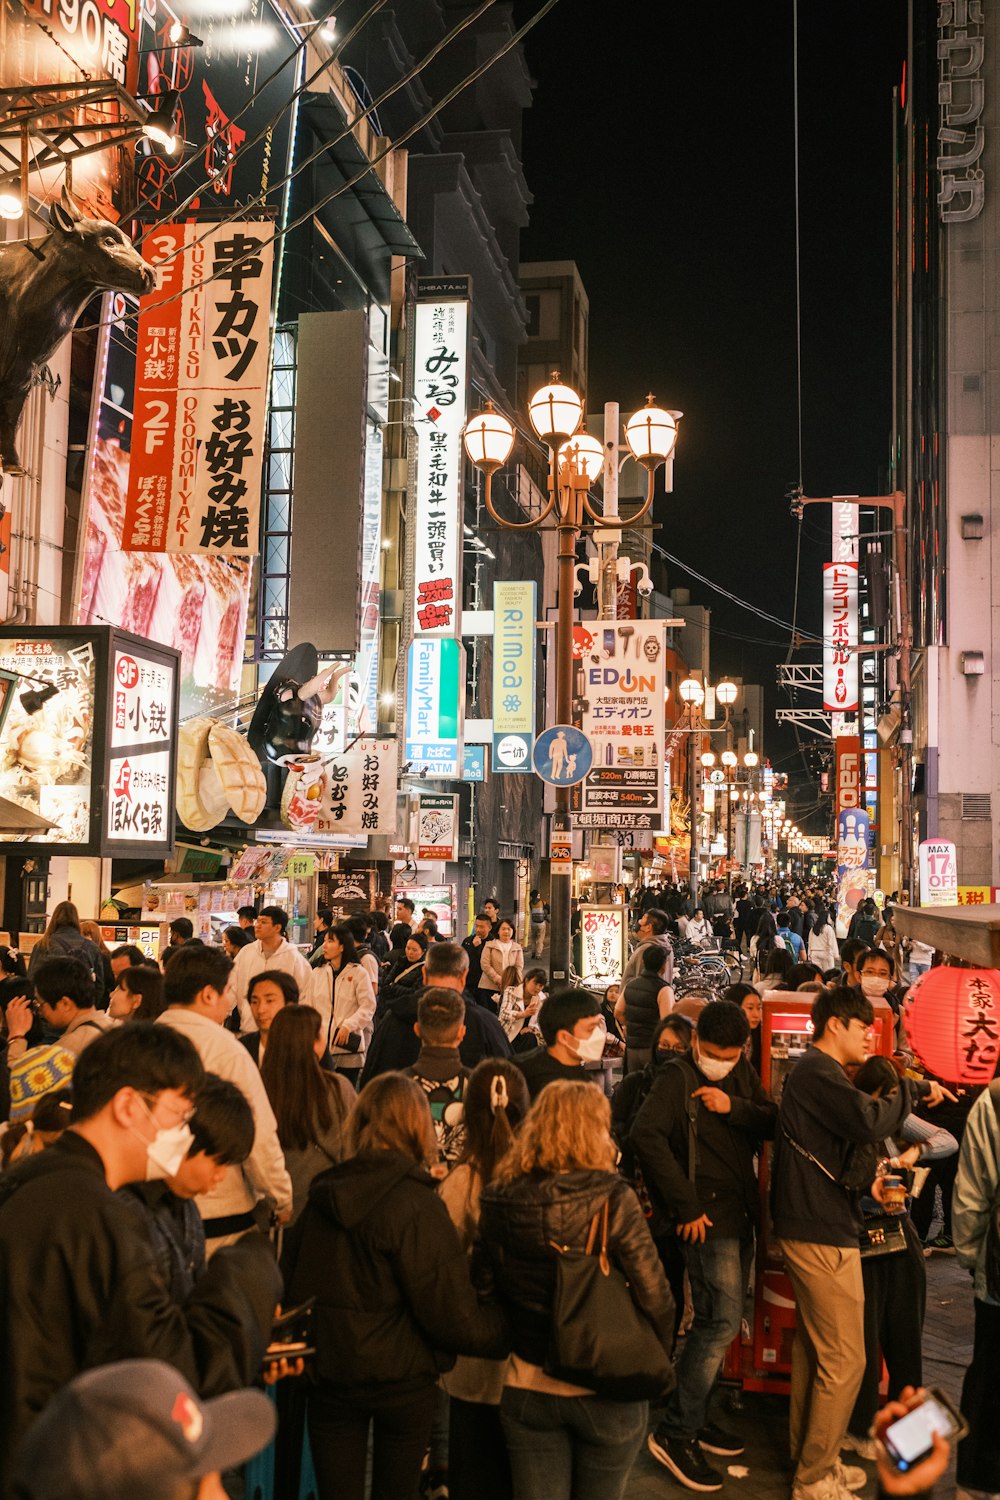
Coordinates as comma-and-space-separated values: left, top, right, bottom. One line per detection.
281, 1072, 507, 1500
479, 1080, 675, 1500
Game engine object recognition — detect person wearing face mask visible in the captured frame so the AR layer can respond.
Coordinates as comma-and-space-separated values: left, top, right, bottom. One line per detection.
514, 988, 607, 1101
634, 1002, 777, 1492
771, 987, 952, 1500
0, 1024, 281, 1490
856, 947, 903, 1016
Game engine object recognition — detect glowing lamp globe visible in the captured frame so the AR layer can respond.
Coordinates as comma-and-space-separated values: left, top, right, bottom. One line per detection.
528, 375, 583, 447
679, 677, 704, 707
464, 404, 515, 471
903, 966, 1000, 1085
624, 397, 679, 468
716, 680, 738, 706
557, 432, 604, 482
721, 749, 738, 768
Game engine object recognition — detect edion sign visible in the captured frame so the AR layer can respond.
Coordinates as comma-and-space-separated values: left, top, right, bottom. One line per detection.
835, 735, 862, 814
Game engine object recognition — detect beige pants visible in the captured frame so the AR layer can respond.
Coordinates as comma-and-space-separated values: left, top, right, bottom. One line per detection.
779, 1237, 867, 1487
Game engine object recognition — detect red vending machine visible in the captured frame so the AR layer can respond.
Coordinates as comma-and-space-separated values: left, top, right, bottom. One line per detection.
725, 991, 896, 1394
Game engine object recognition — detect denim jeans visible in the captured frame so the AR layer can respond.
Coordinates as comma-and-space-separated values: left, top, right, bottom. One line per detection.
660, 1233, 752, 1441
499, 1387, 647, 1500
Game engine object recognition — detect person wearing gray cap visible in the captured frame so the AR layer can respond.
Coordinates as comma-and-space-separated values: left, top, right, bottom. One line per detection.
9, 1358, 276, 1500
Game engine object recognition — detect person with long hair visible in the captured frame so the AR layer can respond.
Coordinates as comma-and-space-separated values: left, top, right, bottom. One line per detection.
27, 902, 100, 979
753, 946, 795, 995
807, 907, 840, 972
260, 1004, 353, 1222
280, 1073, 507, 1500
438, 1059, 531, 1500
721, 982, 763, 1075
79, 921, 114, 1008
241, 969, 300, 1067
107, 964, 165, 1023
306, 923, 376, 1083
222, 925, 253, 960
479, 1081, 675, 1500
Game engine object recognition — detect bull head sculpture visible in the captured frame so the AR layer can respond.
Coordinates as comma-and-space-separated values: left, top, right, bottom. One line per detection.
0, 188, 155, 473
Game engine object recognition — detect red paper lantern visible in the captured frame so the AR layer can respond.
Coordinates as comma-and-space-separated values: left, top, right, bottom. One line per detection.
903, 967, 1000, 1084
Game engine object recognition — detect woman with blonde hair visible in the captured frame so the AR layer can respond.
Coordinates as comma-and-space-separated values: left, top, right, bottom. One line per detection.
479, 1080, 675, 1499
281, 1073, 507, 1500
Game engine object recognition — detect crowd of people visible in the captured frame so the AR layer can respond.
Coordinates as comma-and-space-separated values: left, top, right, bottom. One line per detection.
0, 882, 995, 1500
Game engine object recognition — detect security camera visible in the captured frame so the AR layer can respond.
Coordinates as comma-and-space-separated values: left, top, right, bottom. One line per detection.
636, 575, 654, 598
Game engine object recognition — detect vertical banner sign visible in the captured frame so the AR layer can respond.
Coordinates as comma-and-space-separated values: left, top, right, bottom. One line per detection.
107, 645, 177, 846
124, 223, 274, 554
823, 562, 859, 711
575, 621, 665, 829
492, 580, 537, 772
304, 738, 397, 838
417, 794, 458, 861
918, 839, 959, 907
578, 905, 626, 989
404, 637, 464, 777
411, 281, 470, 636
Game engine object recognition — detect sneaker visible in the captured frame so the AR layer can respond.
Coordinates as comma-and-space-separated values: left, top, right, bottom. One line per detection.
924, 1232, 955, 1254
792, 1475, 852, 1500
841, 1433, 878, 1462
834, 1460, 868, 1491
699, 1422, 745, 1456
647, 1431, 724, 1491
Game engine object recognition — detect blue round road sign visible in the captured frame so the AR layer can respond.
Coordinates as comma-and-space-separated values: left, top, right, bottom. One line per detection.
532, 725, 593, 786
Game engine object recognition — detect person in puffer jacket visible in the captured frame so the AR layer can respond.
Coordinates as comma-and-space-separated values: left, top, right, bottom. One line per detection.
281, 1072, 507, 1500
478, 1079, 675, 1500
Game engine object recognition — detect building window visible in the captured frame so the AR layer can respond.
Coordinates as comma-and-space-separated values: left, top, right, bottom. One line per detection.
524, 293, 541, 337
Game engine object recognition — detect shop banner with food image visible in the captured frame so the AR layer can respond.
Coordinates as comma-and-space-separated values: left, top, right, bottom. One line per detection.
416, 794, 458, 862
124, 223, 274, 555
0, 627, 179, 856
76, 300, 253, 721
277, 738, 396, 839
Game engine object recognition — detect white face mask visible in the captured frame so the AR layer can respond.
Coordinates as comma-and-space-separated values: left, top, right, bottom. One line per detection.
695, 1047, 739, 1083
132, 1098, 194, 1181
568, 1023, 607, 1063
860, 974, 891, 999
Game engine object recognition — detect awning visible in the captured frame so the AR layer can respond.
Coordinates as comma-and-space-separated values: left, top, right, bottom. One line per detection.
299, 93, 423, 259
894, 903, 1000, 968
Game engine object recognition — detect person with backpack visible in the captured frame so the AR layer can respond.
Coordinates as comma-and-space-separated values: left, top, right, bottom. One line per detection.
847, 898, 880, 949
952, 1067, 1000, 1498
633, 1002, 777, 1491
405, 988, 470, 1171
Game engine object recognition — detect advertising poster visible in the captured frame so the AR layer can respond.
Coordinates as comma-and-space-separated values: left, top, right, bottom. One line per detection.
0, 636, 97, 847
76, 302, 253, 720
105, 642, 177, 846
492, 580, 536, 772
919, 839, 959, 907
823, 561, 859, 712
393, 883, 456, 938
575, 621, 665, 827
416, 794, 458, 862
124, 224, 274, 555
411, 282, 470, 637
134, 0, 296, 220
292, 738, 397, 839
836, 804, 871, 934
318, 869, 378, 925
404, 637, 464, 777
578, 904, 626, 990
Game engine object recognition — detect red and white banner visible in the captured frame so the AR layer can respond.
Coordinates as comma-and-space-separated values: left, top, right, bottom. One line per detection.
124, 223, 273, 554
411, 285, 469, 636
823, 561, 859, 711
835, 735, 862, 816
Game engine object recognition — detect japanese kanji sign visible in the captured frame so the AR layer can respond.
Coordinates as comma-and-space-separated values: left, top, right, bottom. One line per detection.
574, 621, 666, 822
411, 287, 469, 636
124, 223, 274, 554
416, 794, 458, 862
578, 905, 626, 990
308, 738, 397, 838
405, 636, 464, 778
492, 580, 536, 772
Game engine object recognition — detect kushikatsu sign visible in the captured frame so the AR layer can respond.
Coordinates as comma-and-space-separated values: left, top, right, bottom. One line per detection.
410, 279, 470, 638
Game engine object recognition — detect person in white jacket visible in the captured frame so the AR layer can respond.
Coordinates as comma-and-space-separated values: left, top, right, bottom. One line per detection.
305, 923, 376, 1083
806, 910, 840, 972
228, 906, 312, 1033
157, 945, 292, 1250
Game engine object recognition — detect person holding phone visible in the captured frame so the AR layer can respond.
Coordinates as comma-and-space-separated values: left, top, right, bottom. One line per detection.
873, 1386, 956, 1498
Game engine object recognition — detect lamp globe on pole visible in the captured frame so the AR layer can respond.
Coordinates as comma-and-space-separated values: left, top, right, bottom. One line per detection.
528, 373, 583, 448
679, 678, 705, 709
716, 680, 738, 708
557, 432, 605, 482
463, 401, 515, 473
624, 396, 679, 468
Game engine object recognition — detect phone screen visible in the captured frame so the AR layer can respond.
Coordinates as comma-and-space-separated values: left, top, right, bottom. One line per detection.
885, 1397, 959, 1471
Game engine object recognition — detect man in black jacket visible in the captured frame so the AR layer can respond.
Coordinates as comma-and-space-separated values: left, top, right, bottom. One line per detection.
514, 987, 605, 1101
360, 943, 510, 1084
0, 1024, 280, 1493
772, 986, 950, 1500
634, 1002, 777, 1492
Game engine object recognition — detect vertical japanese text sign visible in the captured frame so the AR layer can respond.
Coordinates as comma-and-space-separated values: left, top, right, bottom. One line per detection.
492, 580, 537, 772
411, 282, 470, 636
824, 498, 859, 714
124, 224, 274, 555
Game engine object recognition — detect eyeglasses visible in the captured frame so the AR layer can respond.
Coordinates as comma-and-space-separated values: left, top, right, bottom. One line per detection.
139, 1092, 195, 1127
659, 1043, 689, 1055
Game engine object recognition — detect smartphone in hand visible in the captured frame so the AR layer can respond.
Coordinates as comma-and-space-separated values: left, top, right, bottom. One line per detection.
882, 1388, 968, 1473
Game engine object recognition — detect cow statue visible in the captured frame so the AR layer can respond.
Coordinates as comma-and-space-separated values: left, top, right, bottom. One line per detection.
0, 189, 155, 473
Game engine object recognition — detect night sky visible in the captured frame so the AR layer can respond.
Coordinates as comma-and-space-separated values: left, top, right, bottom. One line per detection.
514, 1, 908, 817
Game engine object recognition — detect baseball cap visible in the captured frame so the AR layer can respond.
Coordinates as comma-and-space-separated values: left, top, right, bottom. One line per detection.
10, 1360, 276, 1500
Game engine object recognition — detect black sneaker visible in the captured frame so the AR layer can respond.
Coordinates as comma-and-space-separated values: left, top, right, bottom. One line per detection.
647, 1431, 724, 1491
699, 1422, 745, 1456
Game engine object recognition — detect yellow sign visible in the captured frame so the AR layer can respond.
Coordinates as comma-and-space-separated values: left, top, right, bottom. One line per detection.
285, 855, 316, 879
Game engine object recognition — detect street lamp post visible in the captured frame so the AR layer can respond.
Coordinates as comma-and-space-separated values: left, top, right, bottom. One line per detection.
464, 379, 678, 983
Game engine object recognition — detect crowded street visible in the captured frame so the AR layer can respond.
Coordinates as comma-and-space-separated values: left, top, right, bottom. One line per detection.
1, 2, 999, 1499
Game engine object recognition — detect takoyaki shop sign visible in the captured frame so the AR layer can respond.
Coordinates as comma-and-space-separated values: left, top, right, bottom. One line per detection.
0, 627, 179, 857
